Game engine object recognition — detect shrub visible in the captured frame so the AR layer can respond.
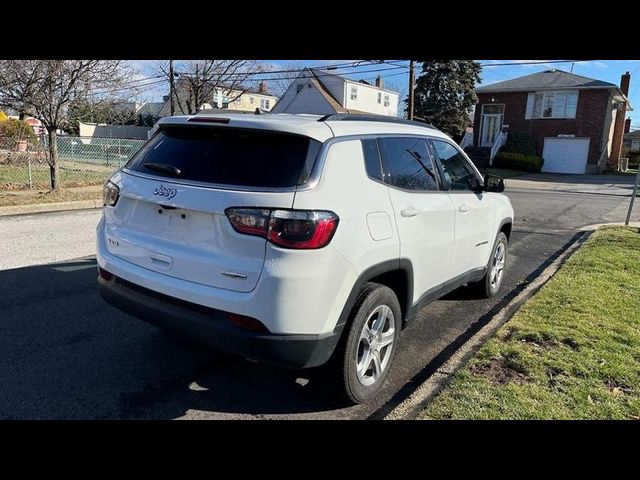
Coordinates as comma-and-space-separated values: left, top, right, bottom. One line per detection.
494, 151, 544, 172
0, 118, 38, 147
0, 111, 8, 123
502, 131, 537, 156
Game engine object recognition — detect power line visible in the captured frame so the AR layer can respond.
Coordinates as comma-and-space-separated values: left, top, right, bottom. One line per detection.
175, 60, 376, 78
92, 79, 166, 95
175, 65, 409, 82
87, 64, 410, 97
379, 59, 580, 68
480, 60, 582, 67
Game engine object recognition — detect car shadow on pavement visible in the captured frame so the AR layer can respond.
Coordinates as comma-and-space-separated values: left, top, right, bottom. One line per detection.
0, 258, 350, 419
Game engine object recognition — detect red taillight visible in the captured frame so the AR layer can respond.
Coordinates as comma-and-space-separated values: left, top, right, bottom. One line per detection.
268, 210, 339, 249
226, 208, 271, 237
98, 267, 113, 281
225, 208, 339, 250
227, 313, 269, 333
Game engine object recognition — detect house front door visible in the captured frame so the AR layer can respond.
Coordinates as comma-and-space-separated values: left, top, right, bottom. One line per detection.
480, 114, 502, 147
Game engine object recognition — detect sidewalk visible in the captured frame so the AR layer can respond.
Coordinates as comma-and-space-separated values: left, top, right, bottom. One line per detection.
507, 173, 638, 197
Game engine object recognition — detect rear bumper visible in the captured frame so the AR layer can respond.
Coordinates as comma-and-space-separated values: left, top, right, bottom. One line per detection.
98, 275, 343, 369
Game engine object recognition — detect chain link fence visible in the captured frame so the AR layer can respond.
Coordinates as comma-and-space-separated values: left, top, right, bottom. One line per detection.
0, 135, 146, 190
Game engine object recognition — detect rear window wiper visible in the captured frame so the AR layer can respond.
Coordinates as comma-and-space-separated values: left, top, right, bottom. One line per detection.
143, 162, 182, 177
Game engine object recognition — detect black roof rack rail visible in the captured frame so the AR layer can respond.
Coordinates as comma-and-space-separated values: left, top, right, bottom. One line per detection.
317, 113, 438, 130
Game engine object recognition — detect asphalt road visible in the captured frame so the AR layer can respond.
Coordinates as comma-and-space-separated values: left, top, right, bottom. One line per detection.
0, 177, 634, 419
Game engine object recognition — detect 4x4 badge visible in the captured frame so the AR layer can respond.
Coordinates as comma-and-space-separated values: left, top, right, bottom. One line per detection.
153, 185, 177, 199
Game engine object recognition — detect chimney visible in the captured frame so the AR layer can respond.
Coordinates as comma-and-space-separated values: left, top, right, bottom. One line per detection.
258, 81, 267, 94
608, 71, 632, 170
375, 75, 382, 88
625, 117, 632, 134
620, 71, 631, 96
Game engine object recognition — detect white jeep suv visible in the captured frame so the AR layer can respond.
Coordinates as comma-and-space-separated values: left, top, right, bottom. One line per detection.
97, 113, 514, 403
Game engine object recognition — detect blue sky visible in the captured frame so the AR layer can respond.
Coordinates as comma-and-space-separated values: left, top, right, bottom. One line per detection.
134, 60, 640, 129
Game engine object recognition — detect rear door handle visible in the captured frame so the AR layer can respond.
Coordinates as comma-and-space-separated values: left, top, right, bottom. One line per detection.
401, 207, 422, 218
458, 204, 471, 213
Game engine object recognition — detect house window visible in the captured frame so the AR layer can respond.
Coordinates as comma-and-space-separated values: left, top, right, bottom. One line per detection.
383, 95, 390, 107
377, 92, 382, 104
212, 92, 230, 108
350, 86, 358, 101
296, 83, 304, 94
481, 104, 505, 115
249, 97, 254, 104
260, 98, 270, 110
531, 91, 578, 119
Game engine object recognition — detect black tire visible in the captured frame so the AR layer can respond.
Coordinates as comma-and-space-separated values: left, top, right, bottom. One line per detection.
470, 231, 508, 298
338, 282, 402, 404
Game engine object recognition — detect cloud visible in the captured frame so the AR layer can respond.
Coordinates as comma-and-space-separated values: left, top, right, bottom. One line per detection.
573, 60, 608, 70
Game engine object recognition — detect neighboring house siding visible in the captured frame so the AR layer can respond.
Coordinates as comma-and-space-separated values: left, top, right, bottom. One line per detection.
343, 81, 399, 117
319, 73, 347, 102
227, 92, 276, 112
78, 122, 150, 139
271, 79, 307, 113
275, 84, 337, 115
474, 89, 612, 171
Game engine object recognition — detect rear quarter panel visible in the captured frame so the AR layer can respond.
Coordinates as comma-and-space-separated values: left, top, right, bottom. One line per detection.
293, 139, 400, 275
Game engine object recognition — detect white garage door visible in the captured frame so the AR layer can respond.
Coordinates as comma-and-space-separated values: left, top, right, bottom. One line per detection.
542, 137, 590, 174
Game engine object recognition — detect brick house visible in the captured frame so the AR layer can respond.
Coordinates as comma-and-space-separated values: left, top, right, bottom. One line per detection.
470, 69, 632, 174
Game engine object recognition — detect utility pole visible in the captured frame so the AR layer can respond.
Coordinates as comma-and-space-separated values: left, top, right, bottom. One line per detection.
169, 60, 176, 116
625, 167, 640, 226
408, 60, 415, 121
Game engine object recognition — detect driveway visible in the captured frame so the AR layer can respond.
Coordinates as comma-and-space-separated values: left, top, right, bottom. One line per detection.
0, 175, 636, 419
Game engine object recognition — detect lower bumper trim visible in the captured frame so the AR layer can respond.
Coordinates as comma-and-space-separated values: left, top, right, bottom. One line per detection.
98, 276, 342, 369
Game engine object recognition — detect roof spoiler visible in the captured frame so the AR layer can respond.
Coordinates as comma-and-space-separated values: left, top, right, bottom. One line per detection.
317, 113, 438, 130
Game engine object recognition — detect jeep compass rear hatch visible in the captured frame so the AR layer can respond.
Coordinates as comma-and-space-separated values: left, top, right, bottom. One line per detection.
102, 124, 321, 292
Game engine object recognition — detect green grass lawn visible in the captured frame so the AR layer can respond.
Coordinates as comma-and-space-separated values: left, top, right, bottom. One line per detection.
420, 227, 640, 420
479, 167, 530, 179
0, 160, 115, 189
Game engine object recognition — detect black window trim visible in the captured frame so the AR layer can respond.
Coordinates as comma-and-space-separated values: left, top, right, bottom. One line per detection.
376, 136, 443, 194
428, 138, 484, 194
360, 138, 386, 186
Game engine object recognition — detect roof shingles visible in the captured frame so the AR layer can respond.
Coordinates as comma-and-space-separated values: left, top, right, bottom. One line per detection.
477, 69, 618, 93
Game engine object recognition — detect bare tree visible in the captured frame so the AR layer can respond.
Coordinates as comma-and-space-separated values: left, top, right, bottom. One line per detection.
384, 80, 407, 118
266, 62, 307, 97
0, 60, 130, 189
156, 60, 265, 115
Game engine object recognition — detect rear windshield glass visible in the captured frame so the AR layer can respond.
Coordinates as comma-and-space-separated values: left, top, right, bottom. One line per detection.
125, 126, 321, 188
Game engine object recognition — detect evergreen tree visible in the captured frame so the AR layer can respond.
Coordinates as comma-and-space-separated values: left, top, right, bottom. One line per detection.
408, 60, 481, 139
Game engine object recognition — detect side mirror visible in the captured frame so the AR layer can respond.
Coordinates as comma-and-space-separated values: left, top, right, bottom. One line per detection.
484, 174, 505, 193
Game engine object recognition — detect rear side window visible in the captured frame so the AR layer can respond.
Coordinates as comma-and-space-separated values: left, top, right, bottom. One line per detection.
361, 139, 383, 181
126, 127, 321, 188
431, 139, 478, 191
379, 137, 438, 191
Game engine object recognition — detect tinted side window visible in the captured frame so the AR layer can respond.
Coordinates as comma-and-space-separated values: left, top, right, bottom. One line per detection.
361, 139, 383, 182
379, 137, 438, 191
431, 140, 478, 191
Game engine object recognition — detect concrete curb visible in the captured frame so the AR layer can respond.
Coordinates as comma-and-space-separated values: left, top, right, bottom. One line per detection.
0, 199, 102, 217
382, 227, 601, 420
